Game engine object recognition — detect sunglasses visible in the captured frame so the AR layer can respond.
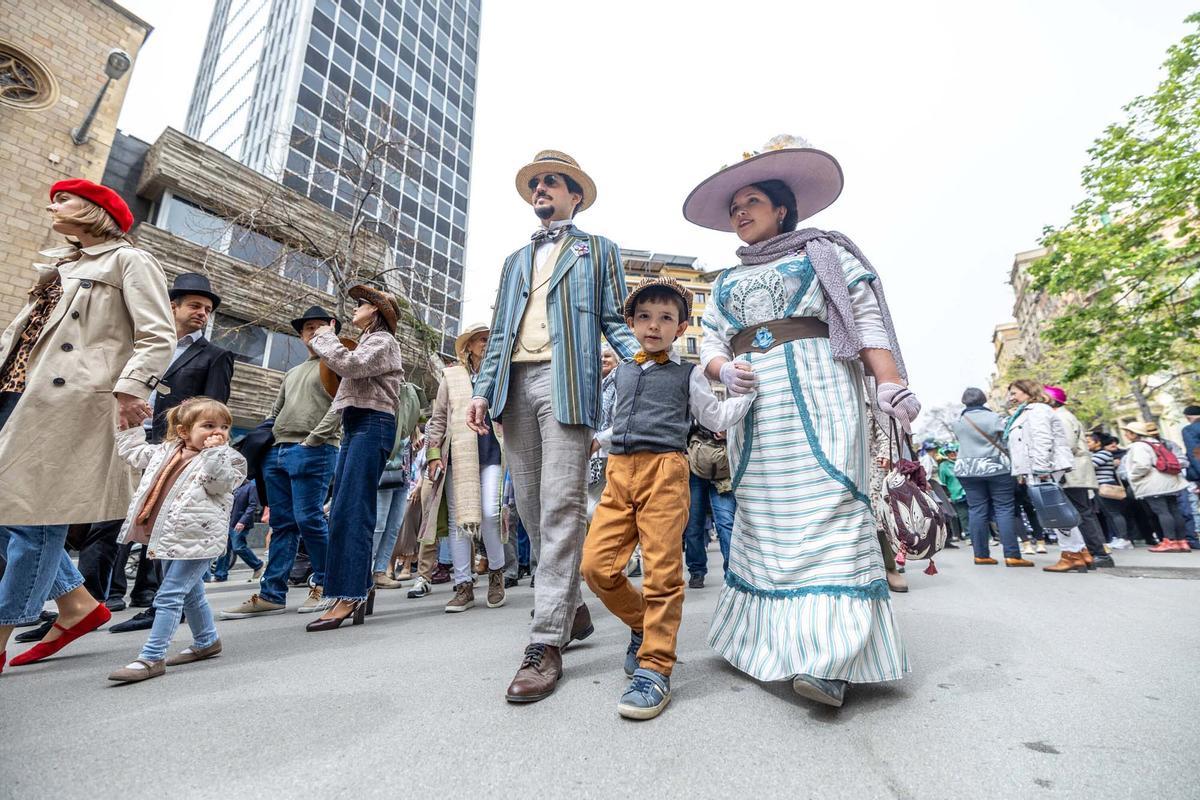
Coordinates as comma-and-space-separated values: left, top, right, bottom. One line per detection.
527, 174, 562, 191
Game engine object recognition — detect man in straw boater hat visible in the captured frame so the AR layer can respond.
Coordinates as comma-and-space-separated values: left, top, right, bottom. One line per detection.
467, 150, 639, 703
221, 305, 345, 621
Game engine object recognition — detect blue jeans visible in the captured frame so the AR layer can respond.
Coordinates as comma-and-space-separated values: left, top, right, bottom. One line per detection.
372, 484, 409, 574
141, 558, 218, 662
0, 526, 81, 625
682, 473, 735, 577
325, 409, 395, 601
1177, 488, 1199, 548
213, 526, 264, 580
960, 474, 1022, 560
260, 442, 337, 605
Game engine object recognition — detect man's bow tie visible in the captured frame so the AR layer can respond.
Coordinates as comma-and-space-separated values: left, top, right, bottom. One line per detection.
633, 350, 670, 365
531, 225, 572, 244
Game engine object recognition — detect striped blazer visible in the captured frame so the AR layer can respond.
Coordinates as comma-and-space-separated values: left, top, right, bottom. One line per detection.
473, 226, 639, 428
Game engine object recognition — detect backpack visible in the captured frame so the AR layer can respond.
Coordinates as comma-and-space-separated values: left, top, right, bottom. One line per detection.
1148, 441, 1182, 475
872, 420, 947, 565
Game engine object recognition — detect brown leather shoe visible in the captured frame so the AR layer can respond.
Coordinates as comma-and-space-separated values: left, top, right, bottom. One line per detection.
1078, 550, 1096, 571
974, 557, 998, 565
1005, 557, 1035, 567
1043, 552, 1088, 573
569, 602, 594, 643
505, 644, 563, 703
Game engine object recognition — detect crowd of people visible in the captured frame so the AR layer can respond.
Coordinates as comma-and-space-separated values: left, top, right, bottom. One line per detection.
5, 134, 951, 720
919, 383, 1200, 574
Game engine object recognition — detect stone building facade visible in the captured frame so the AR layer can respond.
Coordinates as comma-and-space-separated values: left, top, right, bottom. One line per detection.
0, 0, 151, 324
100, 127, 440, 431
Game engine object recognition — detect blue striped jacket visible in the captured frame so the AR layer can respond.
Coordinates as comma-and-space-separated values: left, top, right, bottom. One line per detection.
473, 227, 639, 428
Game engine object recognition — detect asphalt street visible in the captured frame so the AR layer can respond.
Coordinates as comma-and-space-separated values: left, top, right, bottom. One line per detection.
1, 543, 1197, 799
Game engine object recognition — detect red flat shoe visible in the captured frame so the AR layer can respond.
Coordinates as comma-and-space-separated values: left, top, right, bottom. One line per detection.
1, 650, 6, 674
9, 603, 112, 667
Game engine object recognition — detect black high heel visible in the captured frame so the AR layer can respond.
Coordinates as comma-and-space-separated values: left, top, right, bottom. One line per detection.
365, 588, 376, 617
305, 599, 366, 632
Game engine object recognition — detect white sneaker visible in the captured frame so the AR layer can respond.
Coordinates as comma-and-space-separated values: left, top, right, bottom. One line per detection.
1109, 538, 1133, 550
407, 576, 431, 598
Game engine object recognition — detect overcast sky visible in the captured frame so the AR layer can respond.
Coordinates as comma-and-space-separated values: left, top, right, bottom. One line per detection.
116, 0, 1197, 409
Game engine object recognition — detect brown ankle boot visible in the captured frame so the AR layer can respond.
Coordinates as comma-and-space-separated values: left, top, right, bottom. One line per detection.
1043, 551, 1088, 573
1078, 549, 1096, 570
487, 569, 506, 608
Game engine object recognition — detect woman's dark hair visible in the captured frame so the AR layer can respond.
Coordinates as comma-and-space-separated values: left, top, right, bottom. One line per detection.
358, 301, 393, 336
961, 387, 988, 407
750, 180, 799, 232
1089, 431, 1115, 447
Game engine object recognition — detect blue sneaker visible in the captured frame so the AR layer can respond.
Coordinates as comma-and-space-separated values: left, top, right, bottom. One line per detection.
617, 668, 670, 720
791, 674, 847, 707
623, 629, 644, 676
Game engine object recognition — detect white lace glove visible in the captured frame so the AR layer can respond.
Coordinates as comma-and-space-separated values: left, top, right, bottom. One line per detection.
876, 382, 921, 432
719, 361, 758, 396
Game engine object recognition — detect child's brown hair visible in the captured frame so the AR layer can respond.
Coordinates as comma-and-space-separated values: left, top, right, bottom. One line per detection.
164, 397, 233, 443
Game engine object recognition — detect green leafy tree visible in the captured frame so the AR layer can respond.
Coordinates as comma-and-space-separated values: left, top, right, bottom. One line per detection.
1030, 13, 1200, 421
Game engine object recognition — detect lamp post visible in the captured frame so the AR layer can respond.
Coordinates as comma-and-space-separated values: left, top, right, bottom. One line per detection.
71, 48, 132, 146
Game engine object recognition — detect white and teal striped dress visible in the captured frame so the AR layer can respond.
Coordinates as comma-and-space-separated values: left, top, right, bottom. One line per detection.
700, 247, 907, 683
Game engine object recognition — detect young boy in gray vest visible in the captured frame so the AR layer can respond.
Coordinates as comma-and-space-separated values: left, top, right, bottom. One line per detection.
580, 276, 754, 720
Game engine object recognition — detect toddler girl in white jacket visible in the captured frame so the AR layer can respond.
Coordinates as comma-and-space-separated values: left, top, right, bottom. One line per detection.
107, 398, 247, 684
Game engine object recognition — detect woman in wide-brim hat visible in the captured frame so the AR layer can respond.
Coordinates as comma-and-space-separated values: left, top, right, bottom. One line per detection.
419, 322, 508, 612
1120, 420, 1192, 551
684, 136, 919, 708
0, 179, 176, 670
303, 284, 405, 630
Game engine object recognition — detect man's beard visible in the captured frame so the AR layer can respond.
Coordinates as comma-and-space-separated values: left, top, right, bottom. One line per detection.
534, 203, 555, 220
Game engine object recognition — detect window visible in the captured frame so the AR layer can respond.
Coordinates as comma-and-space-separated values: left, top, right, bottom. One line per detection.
163, 197, 227, 250
267, 331, 310, 372
693, 291, 706, 303
229, 226, 283, 268
211, 314, 267, 366
282, 252, 331, 291
686, 337, 698, 355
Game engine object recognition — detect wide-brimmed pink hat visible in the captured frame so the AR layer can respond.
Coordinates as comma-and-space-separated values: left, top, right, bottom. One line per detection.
682, 135, 843, 232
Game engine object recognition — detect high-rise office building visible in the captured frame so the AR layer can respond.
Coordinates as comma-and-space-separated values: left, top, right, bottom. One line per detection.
186, 0, 481, 352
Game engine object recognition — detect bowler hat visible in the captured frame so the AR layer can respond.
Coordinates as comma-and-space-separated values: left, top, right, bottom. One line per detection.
169, 272, 222, 310
291, 305, 341, 334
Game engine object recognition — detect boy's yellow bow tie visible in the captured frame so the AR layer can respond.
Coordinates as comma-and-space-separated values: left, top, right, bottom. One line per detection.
633, 350, 670, 365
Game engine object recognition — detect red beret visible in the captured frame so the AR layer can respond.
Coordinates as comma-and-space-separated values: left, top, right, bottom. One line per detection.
49, 179, 134, 233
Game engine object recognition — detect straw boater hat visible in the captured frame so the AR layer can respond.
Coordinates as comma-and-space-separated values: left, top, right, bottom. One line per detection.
1121, 421, 1159, 438
682, 134, 844, 232
623, 276, 694, 320
514, 150, 597, 213
454, 322, 490, 368
348, 283, 401, 333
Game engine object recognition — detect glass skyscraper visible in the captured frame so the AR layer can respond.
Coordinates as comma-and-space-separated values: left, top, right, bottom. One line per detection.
186, 0, 480, 351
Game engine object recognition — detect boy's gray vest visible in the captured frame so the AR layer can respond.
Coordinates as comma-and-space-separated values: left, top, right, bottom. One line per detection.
610, 359, 694, 455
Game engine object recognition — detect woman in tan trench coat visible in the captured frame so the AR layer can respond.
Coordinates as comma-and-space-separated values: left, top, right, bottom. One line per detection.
0, 179, 175, 672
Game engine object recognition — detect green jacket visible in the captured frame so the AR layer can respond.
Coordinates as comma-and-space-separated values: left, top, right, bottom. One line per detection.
938, 459, 965, 502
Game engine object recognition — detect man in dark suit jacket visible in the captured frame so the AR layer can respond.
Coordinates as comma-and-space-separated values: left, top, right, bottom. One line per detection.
104, 273, 236, 633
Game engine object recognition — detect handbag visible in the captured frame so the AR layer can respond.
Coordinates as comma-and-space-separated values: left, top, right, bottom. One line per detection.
1025, 479, 1081, 529
873, 420, 947, 563
1097, 483, 1126, 500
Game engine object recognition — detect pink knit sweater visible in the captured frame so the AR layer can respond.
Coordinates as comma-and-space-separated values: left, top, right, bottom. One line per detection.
310, 329, 405, 415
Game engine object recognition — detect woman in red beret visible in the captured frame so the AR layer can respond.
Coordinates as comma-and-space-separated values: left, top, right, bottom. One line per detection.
0, 179, 176, 672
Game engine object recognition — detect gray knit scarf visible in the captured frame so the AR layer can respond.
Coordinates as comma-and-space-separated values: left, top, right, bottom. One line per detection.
735, 228, 908, 380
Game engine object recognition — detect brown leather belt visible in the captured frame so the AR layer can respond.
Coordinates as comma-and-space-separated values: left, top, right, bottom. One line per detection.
730, 317, 829, 356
